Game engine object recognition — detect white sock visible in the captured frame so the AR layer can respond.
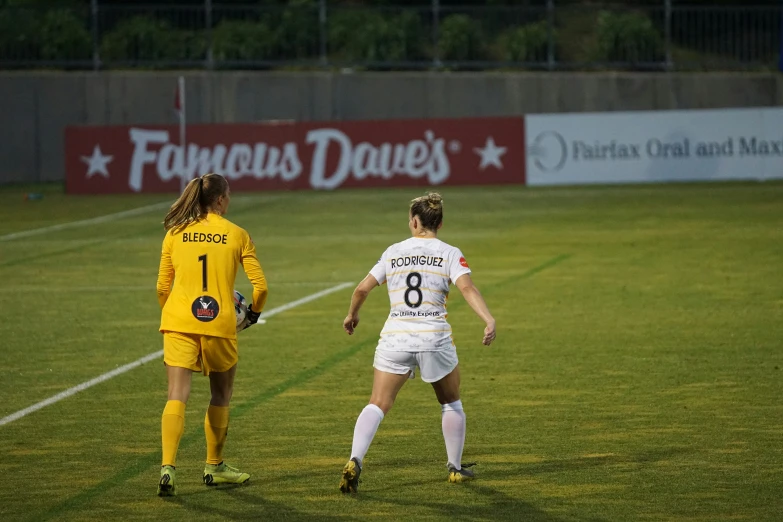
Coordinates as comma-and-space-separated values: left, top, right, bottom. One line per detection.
350, 404, 385, 466
441, 400, 466, 469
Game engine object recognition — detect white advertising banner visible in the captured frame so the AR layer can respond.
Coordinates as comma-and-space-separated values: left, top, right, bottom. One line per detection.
525, 108, 783, 186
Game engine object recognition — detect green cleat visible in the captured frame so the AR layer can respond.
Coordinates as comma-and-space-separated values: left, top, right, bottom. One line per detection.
339, 457, 361, 494
447, 462, 476, 483
157, 465, 176, 497
203, 462, 250, 486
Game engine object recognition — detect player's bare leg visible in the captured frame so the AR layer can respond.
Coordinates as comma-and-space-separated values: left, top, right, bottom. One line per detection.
369, 368, 410, 414
203, 365, 249, 486
167, 365, 193, 403
432, 365, 474, 482
340, 369, 409, 494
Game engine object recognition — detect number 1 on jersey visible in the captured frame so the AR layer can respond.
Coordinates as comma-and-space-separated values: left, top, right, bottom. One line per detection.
198, 254, 208, 292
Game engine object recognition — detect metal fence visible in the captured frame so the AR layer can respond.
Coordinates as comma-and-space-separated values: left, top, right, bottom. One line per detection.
0, 2, 779, 71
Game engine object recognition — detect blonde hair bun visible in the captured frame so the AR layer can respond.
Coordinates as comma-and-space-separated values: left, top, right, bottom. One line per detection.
409, 192, 444, 232
425, 192, 442, 210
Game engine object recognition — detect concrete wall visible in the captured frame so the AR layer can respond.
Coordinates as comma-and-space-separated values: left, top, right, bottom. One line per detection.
2, 71, 782, 183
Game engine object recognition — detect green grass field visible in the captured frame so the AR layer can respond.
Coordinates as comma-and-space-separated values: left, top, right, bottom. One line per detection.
0, 182, 781, 521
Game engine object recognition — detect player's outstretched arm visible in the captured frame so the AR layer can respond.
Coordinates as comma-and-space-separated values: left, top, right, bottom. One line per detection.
455, 274, 496, 346
343, 274, 380, 335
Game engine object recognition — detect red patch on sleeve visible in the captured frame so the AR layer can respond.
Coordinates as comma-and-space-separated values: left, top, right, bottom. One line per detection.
459, 257, 469, 268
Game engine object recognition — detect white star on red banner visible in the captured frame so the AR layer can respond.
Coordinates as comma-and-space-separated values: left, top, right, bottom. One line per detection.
474, 137, 507, 170
81, 145, 113, 178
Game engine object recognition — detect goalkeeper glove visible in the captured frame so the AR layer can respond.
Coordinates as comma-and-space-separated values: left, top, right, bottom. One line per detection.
244, 307, 261, 329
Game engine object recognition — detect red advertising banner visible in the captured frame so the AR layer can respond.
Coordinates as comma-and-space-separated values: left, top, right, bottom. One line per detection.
64, 118, 525, 194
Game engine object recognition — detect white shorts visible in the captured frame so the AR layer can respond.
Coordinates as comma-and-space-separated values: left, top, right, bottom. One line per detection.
373, 349, 459, 383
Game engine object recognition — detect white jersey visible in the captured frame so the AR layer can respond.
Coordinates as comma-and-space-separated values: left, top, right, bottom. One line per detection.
369, 237, 471, 352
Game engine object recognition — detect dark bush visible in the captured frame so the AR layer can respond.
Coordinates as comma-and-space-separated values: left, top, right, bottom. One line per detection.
595, 10, 663, 64
0, 7, 41, 60
437, 14, 484, 62
276, 0, 319, 60
212, 19, 276, 62
329, 8, 424, 63
101, 16, 204, 64
498, 21, 551, 63
40, 8, 91, 60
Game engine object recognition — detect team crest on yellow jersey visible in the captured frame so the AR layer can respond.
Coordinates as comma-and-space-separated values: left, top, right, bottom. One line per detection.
192, 295, 220, 322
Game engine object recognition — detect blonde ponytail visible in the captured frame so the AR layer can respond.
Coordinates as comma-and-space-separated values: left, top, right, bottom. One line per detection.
163, 174, 228, 231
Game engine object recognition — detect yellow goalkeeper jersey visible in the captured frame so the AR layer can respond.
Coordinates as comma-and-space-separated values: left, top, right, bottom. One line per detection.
156, 213, 268, 340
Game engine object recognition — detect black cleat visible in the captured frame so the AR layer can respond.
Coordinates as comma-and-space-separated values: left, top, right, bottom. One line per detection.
447, 462, 476, 483
339, 457, 362, 494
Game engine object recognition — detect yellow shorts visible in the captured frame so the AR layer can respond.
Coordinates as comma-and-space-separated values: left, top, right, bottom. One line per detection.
163, 331, 238, 376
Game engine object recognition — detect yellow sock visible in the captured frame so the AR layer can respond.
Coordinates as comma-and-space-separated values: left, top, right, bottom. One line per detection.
161, 400, 186, 467
205, 405, 230, 465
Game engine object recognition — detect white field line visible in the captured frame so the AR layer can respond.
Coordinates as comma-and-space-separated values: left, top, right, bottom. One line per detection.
254, 281, 353, 318
0, 281, 354, 427
0, 194, 279, 243
0, 282, 350, 293
0, 202, 171, 242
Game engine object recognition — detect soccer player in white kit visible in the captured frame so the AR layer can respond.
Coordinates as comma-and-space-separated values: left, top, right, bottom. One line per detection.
339, 192, 496, 494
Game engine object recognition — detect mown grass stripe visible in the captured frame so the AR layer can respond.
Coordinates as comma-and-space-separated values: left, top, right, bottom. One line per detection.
0, 197, 274, 268
0, 202, 171, 242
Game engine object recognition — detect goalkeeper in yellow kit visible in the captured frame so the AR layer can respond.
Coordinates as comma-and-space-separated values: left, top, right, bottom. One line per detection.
155, 173, 268, 497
